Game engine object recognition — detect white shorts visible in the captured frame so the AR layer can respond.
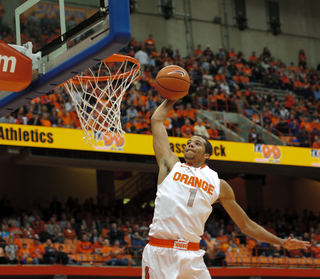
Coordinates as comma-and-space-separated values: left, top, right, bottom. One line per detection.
142, 244, 211, 279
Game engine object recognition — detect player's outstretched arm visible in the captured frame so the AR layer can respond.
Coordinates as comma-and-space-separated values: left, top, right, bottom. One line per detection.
218, 179, 311, 250
151, 100, 179, 182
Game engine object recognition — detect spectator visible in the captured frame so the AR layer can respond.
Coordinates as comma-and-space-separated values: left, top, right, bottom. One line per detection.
55, 245, 69, 265
252, 240, 267, 256
77, 234, 93, 254
312, 137, 320, 149
216, 229, 229, 245
29, 234, 45, 264
82, 213, 96, 232
8, 220, 22, 238
180, 119, 195, 135
5, 237, 18, 264
62, 222, 77, 241
249, 127, 262, 144
194, 117, 210, 138
39, 224, 52, 243
211, 242, 226, 267
297, 126, 310, 147
51, 226, 64, 244
108, 223, 124, 245
101, 239, 113, 265
22, 223, 35, 239
310, 240, 320, 258
144, 34, 155, 54
134, 47, 150, 72
43, 239, 57, 264
298, 49, 307, 68
0, 114, 15, 123
216, 124, 226, 140
93, 236, 104, 255
47, 215, 61, 235
18, 243, 31, 265
130, 232, 146, 258
108, 240, 127, 266
0, 224, 9, 238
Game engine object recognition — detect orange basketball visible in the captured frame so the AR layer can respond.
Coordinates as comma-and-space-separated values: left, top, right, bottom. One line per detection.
155, 65, 190, 100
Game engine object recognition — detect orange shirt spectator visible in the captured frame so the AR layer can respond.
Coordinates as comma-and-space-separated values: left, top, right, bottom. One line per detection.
235, 62, 244, 72
144, 34, 155, 50
228, 49, 237, 58
194, 45, 203, 57
167, 108, 175, 118
180, 120, 195, 134
311, 242, 320, 258
215, 74, 225, 82
182, 105, 197, 122
19, 244, 31, 263
77, 235, 93, 254
182, 128, 193, 138
271, 115, 280, 127
101, 240, 113, 261
29, 241, 45, 259
312, 138, 320, 149
62, 222, 77, 240
216, 230, 229, 245
111, 240, 126, 259
288, 63, 296, 72
293, 80, 302, 91
207, 126, 218, 139
57, 108, 72, 126
281, 74, 291, 85
233, 74, 241, 84
249, 53, 258, 62
240, 75, 249, 85
8, 221, 22, 238
251, 113, 260, 124
70, 110, 81, 128
300, 121, 313, 132
242, 67, 252, 77
22, 224, 35, 239
285, 93, 295, 109
93, 238, 104, 254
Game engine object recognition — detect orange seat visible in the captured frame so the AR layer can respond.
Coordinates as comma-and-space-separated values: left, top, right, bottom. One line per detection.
87, 254, 103, 262
65, 244, 76, 254
242, 257, 251, 265
288, 258, 299, 266
76, 254, 88, 262
273, 257, 285, 265
64, 239, 73, 245
21, 238, 33, 245
54, 243, 65, 250
226, 257, 237, 265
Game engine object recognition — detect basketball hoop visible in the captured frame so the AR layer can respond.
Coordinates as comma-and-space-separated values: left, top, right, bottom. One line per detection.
63, 54, 140, 147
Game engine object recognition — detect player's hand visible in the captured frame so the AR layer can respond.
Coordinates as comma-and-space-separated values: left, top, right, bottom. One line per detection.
282, 237, 311, 250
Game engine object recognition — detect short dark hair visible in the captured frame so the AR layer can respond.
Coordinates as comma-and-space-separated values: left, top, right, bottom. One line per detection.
193, 134, 213, 164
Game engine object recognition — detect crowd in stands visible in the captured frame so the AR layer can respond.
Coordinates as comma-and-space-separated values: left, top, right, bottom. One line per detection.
1, 14, 320, 148
0, 195, 319, 267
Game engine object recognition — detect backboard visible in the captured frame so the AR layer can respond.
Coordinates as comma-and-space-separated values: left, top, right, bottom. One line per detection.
0, 0, 131, 117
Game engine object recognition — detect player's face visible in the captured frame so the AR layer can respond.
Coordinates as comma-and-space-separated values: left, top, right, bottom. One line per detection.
184, 136, 209, 164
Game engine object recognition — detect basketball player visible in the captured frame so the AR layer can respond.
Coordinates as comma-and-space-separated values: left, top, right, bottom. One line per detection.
142, 99, 310, 279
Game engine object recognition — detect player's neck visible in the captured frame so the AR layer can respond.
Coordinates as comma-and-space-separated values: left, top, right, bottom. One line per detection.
184, 159, 205, 169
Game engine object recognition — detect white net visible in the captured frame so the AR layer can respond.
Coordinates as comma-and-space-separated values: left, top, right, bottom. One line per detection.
64, 55, 140, 147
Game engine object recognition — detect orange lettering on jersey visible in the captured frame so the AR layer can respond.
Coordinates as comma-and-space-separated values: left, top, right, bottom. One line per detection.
207, 184, 215, 195
187, 176, 195, 186
194, 177, 202, 188
173, 172, 181, 181
172, 172, 215, 196
180, 174, 189, 184
202, 181, 208, 191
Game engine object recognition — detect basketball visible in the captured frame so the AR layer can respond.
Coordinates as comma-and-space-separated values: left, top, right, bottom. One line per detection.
155, 65, 190, 100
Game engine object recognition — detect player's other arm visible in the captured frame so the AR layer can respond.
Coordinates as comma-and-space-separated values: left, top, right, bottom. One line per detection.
151, 100, 179, 182
218, 179, 310, 251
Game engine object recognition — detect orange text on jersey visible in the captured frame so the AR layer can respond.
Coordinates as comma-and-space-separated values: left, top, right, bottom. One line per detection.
173, 172, 215, 195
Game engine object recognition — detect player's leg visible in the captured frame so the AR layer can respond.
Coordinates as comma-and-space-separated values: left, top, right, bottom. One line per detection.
177, 250, 211, 279
142, 244, 179, 279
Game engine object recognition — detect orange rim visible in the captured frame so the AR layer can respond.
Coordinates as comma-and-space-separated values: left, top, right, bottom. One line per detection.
69, 54, 140, 84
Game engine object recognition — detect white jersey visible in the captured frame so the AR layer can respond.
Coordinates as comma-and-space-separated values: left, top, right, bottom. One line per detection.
149, 162, 220, 243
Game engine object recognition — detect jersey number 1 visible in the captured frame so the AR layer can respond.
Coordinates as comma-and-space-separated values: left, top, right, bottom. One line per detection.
187, 188, 197, 207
